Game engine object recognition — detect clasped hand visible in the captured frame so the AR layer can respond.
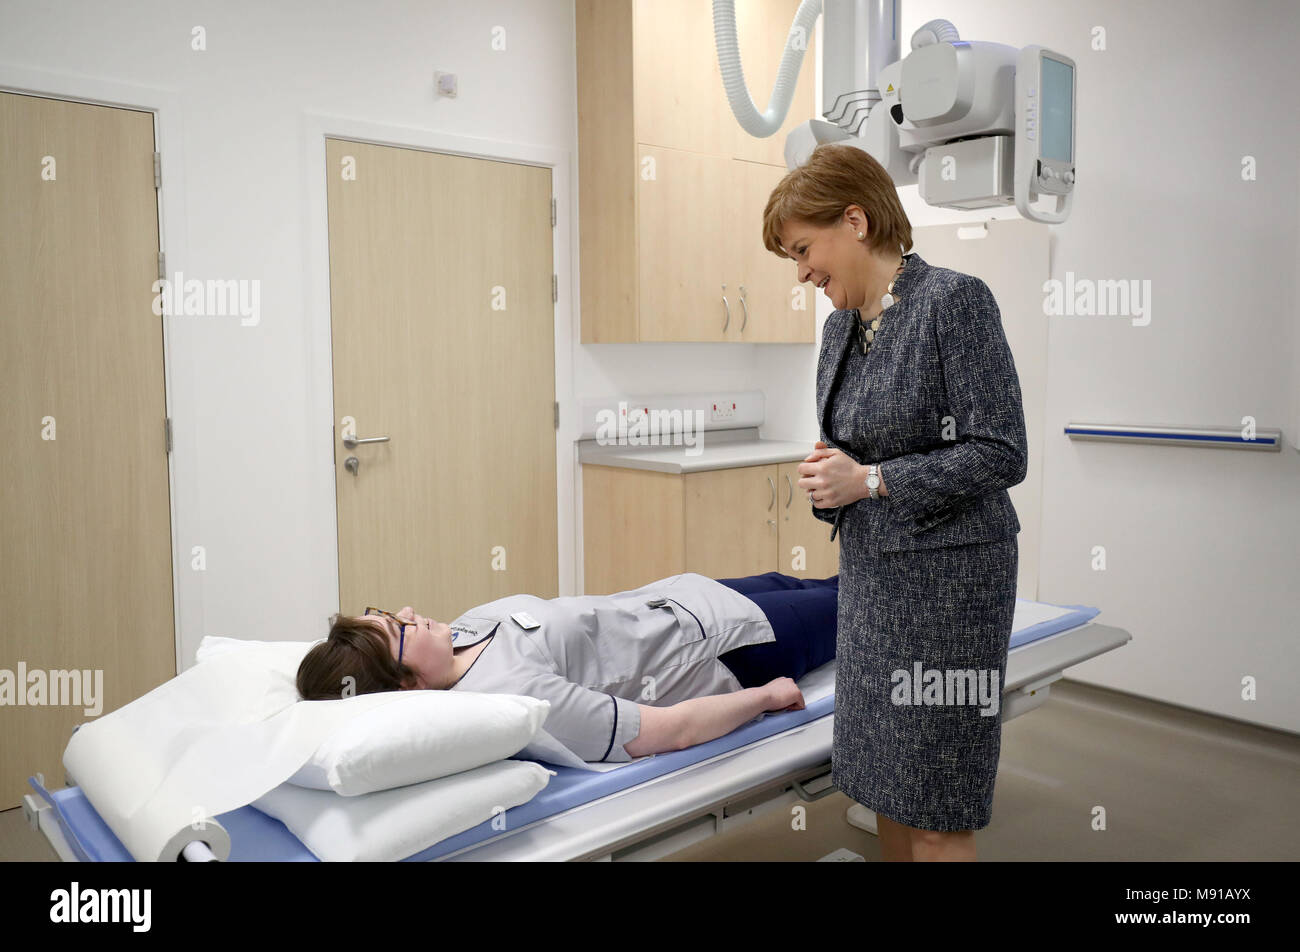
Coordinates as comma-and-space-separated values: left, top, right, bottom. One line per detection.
797, 440, 865, 508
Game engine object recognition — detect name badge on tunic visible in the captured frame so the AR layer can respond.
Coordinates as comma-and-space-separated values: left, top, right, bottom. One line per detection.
510, 611, 541, 630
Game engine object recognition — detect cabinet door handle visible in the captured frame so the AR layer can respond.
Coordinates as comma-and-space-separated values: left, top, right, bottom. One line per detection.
721, 284, 730, 332
739, 285, 748, 332
767, 475, 776, 511
784, 473, 793, 508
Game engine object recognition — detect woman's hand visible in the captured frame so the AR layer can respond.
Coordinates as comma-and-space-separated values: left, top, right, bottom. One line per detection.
763, 677, 806, 713
797, 440, 868, 507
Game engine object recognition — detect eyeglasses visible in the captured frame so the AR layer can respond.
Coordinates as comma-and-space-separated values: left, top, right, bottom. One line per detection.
364, 607, 411, 664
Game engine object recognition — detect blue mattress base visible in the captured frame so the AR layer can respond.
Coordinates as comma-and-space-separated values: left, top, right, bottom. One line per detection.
1009, 602, 1098, 650
30, 601, 1099, 861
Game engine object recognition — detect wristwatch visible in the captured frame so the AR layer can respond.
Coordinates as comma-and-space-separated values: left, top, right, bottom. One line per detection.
865, 463, 882, 500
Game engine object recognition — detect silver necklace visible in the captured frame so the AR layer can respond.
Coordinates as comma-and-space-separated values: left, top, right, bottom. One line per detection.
856, 259, 906, 355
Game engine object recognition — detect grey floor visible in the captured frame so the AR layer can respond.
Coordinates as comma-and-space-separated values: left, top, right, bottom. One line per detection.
3, 679, 1297, 862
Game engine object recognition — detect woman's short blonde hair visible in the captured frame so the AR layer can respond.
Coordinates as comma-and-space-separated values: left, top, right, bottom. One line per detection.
762, 143, 913, 261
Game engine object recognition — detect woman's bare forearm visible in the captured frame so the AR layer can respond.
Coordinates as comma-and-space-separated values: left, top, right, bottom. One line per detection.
672, 687, 772, 750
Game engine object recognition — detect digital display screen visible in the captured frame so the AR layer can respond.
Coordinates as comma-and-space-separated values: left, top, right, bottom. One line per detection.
1041, 56, 1073, 162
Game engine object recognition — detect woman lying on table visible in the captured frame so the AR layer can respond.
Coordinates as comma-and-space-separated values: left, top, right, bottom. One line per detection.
296, 571, 838, 764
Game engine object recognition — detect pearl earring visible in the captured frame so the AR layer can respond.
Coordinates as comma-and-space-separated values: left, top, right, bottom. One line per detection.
857, 232, 864, 239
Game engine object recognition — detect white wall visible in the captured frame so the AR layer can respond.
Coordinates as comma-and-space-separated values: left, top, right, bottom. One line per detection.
2, 0, 1296, 734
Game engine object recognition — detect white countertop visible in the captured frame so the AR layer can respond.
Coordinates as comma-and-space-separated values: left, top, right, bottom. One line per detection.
576, 427, 816, 474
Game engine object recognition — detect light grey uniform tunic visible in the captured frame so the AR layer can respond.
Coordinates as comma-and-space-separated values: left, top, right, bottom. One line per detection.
446, 573, 777, 763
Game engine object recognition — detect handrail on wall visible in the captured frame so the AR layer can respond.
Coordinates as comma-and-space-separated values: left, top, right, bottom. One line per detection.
1064, 422, 1283, 451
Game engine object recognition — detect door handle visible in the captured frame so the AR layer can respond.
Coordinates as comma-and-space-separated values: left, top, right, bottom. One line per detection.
342, 434, 390, 449
739, 286, 748, 331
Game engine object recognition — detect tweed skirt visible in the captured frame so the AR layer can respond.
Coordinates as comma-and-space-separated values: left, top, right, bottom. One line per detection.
832, 533, 1019, 832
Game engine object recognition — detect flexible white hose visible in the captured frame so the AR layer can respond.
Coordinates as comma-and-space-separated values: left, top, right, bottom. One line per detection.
910, 18, 960, 49
713, 0, 823, 137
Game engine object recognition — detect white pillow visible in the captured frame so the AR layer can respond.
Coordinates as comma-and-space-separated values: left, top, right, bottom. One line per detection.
198, 635, 556, 795
287, 690, 552, 795
195, 635, 320, 668
253, 759, 553, 861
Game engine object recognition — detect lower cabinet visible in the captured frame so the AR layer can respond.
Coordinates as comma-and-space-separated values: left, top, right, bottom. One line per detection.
582, 462, 839, 594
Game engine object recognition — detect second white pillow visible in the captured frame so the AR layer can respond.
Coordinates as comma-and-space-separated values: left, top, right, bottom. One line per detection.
288, 689, 551, 796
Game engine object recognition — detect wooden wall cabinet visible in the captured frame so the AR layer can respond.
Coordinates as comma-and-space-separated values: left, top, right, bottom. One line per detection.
578, 0, 816, 343
583, 462, 838, 595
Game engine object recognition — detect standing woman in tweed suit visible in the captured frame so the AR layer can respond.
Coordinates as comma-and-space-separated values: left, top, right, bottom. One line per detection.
767, 144, 1028, 861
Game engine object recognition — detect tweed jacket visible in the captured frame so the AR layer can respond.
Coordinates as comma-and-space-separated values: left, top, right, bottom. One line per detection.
812, 253, 1028, 551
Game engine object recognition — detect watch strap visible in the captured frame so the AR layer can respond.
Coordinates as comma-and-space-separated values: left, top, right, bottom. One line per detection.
865, 463, 881, 500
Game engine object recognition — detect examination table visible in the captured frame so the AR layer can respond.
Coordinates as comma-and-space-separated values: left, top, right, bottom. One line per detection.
24, 598, 1130, 861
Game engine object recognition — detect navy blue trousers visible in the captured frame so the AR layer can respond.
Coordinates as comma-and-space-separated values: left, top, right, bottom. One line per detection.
713, 573, 838, 689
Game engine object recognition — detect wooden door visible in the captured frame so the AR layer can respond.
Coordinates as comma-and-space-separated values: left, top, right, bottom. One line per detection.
0, 92, 174, 810
684, 465, 777, 577
581, 464, 686, 594
326, 140, 558, 622
633, 0, 732, 155
734, 158, 811, 342
776, 461, 839, 578
637, 145, 737, 341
